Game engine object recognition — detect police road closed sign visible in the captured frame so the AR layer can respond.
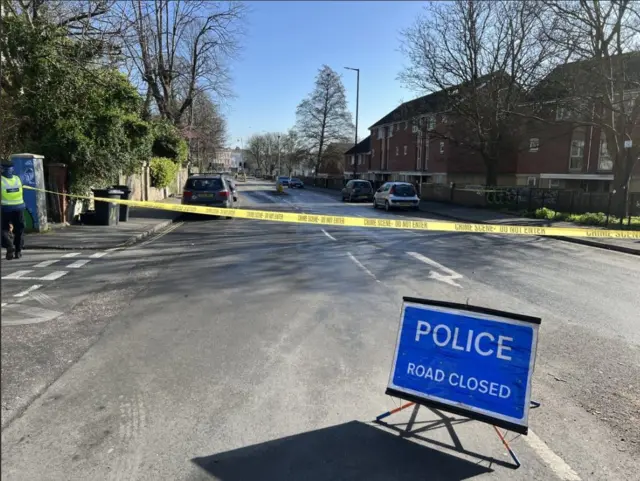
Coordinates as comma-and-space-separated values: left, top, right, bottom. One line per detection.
386, 297, 541, 434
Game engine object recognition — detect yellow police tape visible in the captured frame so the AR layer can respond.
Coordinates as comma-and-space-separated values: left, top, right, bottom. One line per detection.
24, 186, 640, 240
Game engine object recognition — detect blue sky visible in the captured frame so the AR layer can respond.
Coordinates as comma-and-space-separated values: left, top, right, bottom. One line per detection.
225, 1, 426, 148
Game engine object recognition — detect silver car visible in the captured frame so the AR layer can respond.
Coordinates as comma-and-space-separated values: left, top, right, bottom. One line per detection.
373, 182, 420, 211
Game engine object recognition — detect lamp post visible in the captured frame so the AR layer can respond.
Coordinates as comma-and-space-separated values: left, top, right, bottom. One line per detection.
344, 67, 360, 180
277, 134, 281, 176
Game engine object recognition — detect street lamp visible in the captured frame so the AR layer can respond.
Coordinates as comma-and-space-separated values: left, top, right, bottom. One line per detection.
345, 67, 360, 180
277, 133, 281, 177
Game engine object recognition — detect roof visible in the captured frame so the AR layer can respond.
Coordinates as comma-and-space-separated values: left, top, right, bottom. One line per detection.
369, 91, 448, 129
323, 142, 354, 156
369, 72, 509, 129
345, 136, 371, 155
532, 52, 640, 101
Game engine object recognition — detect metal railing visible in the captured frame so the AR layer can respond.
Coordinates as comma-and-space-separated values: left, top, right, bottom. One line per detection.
421, 184, 640, 226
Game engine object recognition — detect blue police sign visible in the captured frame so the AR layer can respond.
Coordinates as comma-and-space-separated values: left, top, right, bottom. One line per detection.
387, 297, 541, 434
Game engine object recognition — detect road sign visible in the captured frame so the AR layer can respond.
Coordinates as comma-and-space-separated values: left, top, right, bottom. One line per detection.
624, 139, 632, 148
386, 297, 541, 434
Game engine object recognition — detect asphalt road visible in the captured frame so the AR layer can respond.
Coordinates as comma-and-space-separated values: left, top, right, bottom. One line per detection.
2, 180, 639, 481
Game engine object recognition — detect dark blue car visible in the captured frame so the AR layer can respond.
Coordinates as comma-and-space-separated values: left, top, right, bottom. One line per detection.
289, 178, 304, 188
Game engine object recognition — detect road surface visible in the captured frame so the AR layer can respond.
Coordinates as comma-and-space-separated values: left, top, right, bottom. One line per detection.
2, 180, 638, 480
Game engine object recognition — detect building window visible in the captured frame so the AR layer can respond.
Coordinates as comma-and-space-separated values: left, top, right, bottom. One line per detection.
598, 138, 613, 171
395, 146, 399, 156
371, 148, 375, 159
527, 176, 537, 187
427, 116, 436, 131
388, 126, 393, 138
569, 138, 585, 169
549, 179, 560, 189
350, 155, 354, 165
529, 138, 539, 152
403, 145, 408, 156
377, 128, 384, 140
405, 121, 408, 130
439, 141, 445, 154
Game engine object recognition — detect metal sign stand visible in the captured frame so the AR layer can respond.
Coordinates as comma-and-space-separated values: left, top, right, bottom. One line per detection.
375, 399, 542, 469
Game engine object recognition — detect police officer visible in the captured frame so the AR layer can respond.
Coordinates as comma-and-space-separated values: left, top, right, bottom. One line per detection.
1, 161, 26, 260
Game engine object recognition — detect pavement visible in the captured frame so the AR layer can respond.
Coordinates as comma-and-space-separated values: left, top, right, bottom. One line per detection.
1, 180, 639, 480
25, 197, 182, 250
303, 185, 640, 255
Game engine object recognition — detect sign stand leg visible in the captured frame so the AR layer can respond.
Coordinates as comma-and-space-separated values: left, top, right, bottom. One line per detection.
375, 399, 543, 470
490, 400, 541, 469
375, 401, 415, 421
492, 425, 521, 468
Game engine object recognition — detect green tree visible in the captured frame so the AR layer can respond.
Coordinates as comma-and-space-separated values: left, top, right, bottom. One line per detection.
149, 157, 179, 188
151, 121, 189, 165
1, 13, 153, 192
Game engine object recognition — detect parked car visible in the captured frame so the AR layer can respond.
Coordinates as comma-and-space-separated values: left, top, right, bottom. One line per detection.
182, 175, 236, 218
341, 180, 374, 202
277, 176, 290, 187
373, 182, 420, 211
289, 178, 304, 188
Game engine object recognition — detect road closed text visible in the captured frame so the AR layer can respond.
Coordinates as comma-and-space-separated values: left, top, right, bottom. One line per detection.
406, 363, 512, 399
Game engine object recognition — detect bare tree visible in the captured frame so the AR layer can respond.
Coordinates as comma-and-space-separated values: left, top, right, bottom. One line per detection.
281, 129, 308, 175
542, 0, 640, 216
119, 0, 245, 126
245, 134, 269, 175
295, 65, 354, 177
185, 91, 227, 171
399, 0, 557, 185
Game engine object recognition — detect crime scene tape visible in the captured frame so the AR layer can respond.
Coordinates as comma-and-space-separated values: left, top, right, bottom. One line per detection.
24, 186, 640, 240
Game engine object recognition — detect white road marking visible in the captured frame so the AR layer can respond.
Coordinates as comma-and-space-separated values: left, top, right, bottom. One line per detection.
321, 229, 337, 241
62, 252, 81, 258
30, 291, 57, 306
2, 270, 33, 280
1, 303, 7, 307
34, 260, 59, 268
2, 270, 68, 281
407, 251, 463, 288
525, 429, 582, 480
90, 252, 108, 258
39, 271, 68, 281
14, 285, 42, 297
347, 252, 380, 282
67, 259, 90, 268
1, 305, 63, 326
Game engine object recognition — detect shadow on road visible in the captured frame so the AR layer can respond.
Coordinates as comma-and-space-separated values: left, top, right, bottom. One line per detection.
191, 420, 492, 481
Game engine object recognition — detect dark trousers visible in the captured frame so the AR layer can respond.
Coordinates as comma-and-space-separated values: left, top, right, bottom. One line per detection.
1, 209, 25, 254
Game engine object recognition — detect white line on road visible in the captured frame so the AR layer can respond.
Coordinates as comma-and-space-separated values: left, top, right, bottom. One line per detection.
4, 270, 69, 281
62, 252, 81, 258
347, 252, 380, 282
34, 260, 59, 268
525, 429, 582, 480
2, 270, 32, 280
14, 285, 42, 297
1, 305, 63, 326
40, 271, 69, 281
67, 259, 90, 268
321, 229, 337, 241
407, 251, 463, 288
90, 252, 108, 258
